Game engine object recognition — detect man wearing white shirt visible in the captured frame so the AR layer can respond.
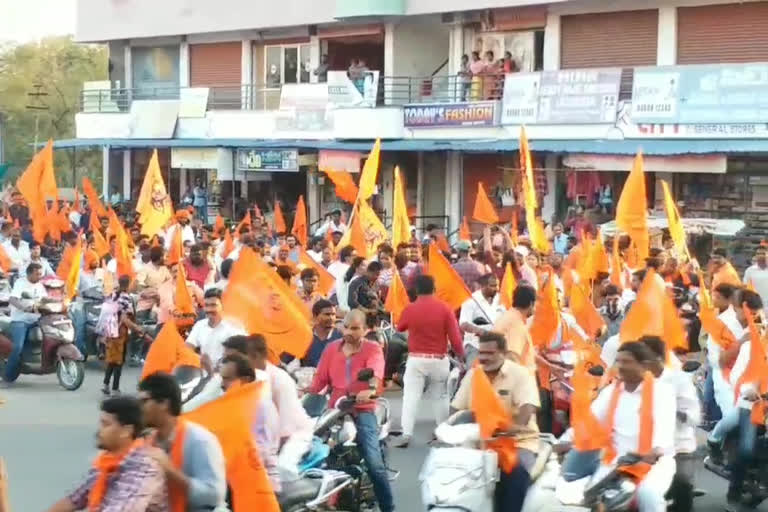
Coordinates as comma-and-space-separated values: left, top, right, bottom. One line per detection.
2, 229, 30, 271
706, 284, 744, 419
164, 212, 195, 251
314, 209, 347, 236
185, 288, 245, 372
205, 259, 232, 293
459, 273, 505, 366
588, 342, 676, 512
707, 289, 763, 506
4, 263, 47, 382
22, 242, 55, 278
743, 246, 768, 311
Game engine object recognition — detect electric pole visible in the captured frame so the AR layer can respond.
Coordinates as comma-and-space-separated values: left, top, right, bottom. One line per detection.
26, 84, 49, 155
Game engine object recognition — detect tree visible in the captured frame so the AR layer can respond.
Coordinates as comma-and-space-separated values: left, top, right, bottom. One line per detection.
0, 37, 107, 187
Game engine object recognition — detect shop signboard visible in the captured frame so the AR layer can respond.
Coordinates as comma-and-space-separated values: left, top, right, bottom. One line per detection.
631, 63, 768, 124
500, 72, 540, 125
403, 101, 499, 128
537, 68, 621, 124
236, 149, 299, 172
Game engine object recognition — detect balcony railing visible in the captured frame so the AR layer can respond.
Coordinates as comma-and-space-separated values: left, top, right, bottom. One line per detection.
80, 69, 635, 113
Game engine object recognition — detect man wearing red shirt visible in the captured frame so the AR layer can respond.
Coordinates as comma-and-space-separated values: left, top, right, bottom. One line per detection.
309, 309, 395, 512
393, 275, 464, 448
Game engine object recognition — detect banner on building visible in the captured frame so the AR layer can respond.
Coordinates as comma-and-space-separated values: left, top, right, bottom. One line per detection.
277, 84, 332, 132
328, 71, 380, 108
403, 101, 499, 128
537, 68, 621, 124
236, 149, 299, 172
500, 72, 540, 124
631, 63, 768, 124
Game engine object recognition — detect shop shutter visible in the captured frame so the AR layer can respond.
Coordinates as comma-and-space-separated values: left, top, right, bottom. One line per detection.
560, 10, 658, 69
678, 2, 768, 64
189, 42, 242, 109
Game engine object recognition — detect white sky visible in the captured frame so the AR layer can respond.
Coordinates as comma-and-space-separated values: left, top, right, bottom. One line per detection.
0, 0, 77, 42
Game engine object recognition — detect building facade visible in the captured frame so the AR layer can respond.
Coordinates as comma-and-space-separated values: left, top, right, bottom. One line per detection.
71, 0, 768, 245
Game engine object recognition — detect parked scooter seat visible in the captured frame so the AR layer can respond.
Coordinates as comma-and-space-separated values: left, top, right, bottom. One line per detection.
277, 475, 323, 509
529, 437, 554, 482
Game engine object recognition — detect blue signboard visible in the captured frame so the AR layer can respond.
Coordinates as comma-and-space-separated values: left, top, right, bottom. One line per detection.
631, 63, 768, 124
403, 101, 499, 128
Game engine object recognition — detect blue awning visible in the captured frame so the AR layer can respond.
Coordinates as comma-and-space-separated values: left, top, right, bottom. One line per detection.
49, 137, 768, 155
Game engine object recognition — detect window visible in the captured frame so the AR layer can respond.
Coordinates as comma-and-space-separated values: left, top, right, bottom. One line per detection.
264, 44, 311, 87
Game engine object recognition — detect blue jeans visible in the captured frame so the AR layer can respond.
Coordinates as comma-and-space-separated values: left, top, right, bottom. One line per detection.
729, 408, 757, 494
561, 449, 601, 482
703, 369, 722, 422
709, 406, 741, 444
69, 304, 87, 355
5, 321, 34, 382
355, 411, 394, 512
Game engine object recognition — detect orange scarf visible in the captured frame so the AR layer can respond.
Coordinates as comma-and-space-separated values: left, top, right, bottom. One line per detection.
169, 419, 188, 512
87, 439, 144, 511
602, 371, 654, 481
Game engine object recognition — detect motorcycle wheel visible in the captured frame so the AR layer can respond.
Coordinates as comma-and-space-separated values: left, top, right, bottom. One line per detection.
57, 360, 85, 390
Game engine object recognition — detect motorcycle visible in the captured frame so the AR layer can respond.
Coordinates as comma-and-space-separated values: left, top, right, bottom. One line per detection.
0, 280, 84, 390
76, 286, 105, 360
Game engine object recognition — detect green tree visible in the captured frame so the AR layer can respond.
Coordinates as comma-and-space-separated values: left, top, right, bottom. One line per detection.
0, 36, 107, 186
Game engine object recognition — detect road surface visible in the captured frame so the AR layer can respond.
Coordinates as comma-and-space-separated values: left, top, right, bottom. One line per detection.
0, 364, 762, 511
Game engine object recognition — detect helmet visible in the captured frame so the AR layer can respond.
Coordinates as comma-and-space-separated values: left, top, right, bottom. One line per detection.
173, 365, 207, 404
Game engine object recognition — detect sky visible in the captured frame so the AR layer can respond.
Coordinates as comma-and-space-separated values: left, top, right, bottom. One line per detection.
0, 0, 77, 43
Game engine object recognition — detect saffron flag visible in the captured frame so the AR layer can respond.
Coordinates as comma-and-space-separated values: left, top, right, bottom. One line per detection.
298, 247, 335, 297
571, 361, 610, 452
142, 321, 200, 379
392, 167, 411, 249
472, 182, 499, 225
65, 236, 83, 301
83, 177, 108, 219
273, 202, 286, 234
569, 283, 606, 340
529, 273, 560, 349
735, 306, 768, 425
166, 226, 184, 266
660, 180, 689, 262
427, 243, 471, 310
459, 217, 471, 242
499, 262, 518, 310
384, 269, 410, 324
136, 149, 173, 237
290, 195, 308, 247
357, 139, 381, 201
609, 236, 624, 289
322, 168, 359, 204
470, 367, 518, 472
615, 152, 649, 261
519, 127, 549, 252
174, 265, 197, 328
17, 139, 56, 220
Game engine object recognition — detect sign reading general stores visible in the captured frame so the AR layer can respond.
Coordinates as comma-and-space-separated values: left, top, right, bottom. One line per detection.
537, 68, 621, 124
236, 149, 299, 172
403, 101, 499, 127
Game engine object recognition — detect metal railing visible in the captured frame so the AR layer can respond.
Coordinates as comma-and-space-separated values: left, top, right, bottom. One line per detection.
380, 74, 504, 105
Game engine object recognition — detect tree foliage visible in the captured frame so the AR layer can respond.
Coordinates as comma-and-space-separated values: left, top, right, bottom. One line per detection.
0, 36, 107, 186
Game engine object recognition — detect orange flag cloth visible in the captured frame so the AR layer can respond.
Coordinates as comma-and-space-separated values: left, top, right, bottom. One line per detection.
273, 202, 286, 234
529, 273, 560, 350
322, 168, 359, 204
136, 149, 173, 237
459, 217, 471, 242
166, 226, 184, 266
427, 243, 471, 310
499, 262, 518, 310
609, 236, 625, 289
83, 177, 108, 219
472, 182, 499, 225
357, 138, 381, 201
615, 152, 649, 262
141, 322, 201, 379
339, 206, 368, 258
298, 247, 335, 297
291, 195, 308, 247
174, 265, 197, 328
182, 382, 280, 511
734, 306, 768, 425
470, 366, 518, 472
384, 270, 410, 324
17, 139, 56, 220
392, 166, 412, 249
65, 236, 83, 301
569, 283, 606, 340
571, 361, 611, 452
222, 248, 312, 359
0, 245, 12, 273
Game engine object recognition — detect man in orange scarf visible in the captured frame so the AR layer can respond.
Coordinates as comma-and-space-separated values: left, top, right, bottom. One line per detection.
45, 396, 168, 512
588, 342, 676, 512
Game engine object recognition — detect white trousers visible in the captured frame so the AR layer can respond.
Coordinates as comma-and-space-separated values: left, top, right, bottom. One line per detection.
593, 455, 675, 512
400, 356, 450, 437
277, 428, 314, 482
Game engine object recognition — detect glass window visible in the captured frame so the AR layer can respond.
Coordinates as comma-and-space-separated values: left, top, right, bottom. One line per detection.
131, 46, 180, 97
283, 47, 299, 84
266, 46, 282, 88
300, 44, 311, 83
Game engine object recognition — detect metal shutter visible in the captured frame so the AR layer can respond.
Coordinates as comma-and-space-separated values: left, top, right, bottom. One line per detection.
189, 42, 242, 108
560, 10, 658, 69
678, 2, 768, 64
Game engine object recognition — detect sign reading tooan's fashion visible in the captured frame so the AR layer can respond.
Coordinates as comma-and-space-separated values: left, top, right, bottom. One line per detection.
403, 101, 499, 127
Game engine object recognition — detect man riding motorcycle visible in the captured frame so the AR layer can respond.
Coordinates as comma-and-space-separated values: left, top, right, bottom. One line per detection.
4, 263, 47, 383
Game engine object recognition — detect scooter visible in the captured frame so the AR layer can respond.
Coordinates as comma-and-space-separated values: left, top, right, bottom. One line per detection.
0, 280, 84, 390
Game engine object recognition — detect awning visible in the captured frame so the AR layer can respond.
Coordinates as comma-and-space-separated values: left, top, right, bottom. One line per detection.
600, 216, 746, 237
47, 137, 768, 155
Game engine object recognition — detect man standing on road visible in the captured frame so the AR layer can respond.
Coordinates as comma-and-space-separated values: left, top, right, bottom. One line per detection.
46, 396, 168, 512
459, 273, 504, 367
394, 275, 464, 448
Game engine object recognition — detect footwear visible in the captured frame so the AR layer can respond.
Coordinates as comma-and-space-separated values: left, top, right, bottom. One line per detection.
101, 385, 111, 396
707, 439, 724, 466
391, 435, 411, 448
111, 389, 121, 395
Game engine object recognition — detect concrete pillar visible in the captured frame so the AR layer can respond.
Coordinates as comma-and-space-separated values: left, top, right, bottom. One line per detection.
445, 151, 462, 238
122, 150, 131, 200
657, 7, 677, 65
384, 22, 395, 105
102, 146, 111, 198
307, 168, 320, 226
180, 168, 188, 198
124, 45, 133, 88
309, 35, 321, 83
241, 39, 253, 109
543, 13, 561, 71
179, 40, 190, 87
447, 18, 464, 76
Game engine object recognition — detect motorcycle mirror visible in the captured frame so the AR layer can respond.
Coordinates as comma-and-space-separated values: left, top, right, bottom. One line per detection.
587, 365, 605, 377
681, 360, 701, 373
357, 368, 375, 382
473, 317, 490, 326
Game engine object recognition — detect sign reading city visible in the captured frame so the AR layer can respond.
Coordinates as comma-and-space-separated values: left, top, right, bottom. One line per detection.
236, 149, 299, 172
631, 63, 768, 124
403, 101, 499, 128
536, 68, 622, 124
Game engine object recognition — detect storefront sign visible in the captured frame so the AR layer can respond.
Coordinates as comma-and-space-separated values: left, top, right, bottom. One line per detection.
328, 71, 380, 108
318, 150, 362, 173
171, 148, 220, 169
631, 63, 768, 124
403, 101, 499, 127
236, 149, 299, 172
537, 68, 621, 124
500, 72, 539, 125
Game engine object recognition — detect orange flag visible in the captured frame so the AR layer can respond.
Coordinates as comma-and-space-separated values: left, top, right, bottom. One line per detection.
571, 361, 611, 451
17, 139, 56, 220
470, 366, 517, 472
222, 248, 312, 358
510, 210, 519, 247
136, 149, 173, 237
83, 177, 108, 219
698, 271, 736, 351
182, 382, 280, 512
392, 166, 412, 249
65, 236, 83, 301
214, 214, 225, 233
298, 247, 335, 297
427, 243, 471, 310
384, 270, 410, 324
569, 283, 606, 340
620, 269, 687, 352
436, 233, 451, 254
734, 306, 768, 425
322, 168, 359, 204
273, 202, 286, 234
234, 211, 252, 238
615, 152, 649, 261
0, 245, 12, 273
472, 182, 499, 225
141, 322, 200, 379
609, 236, 624, 289
291, 195, 308, 247
340, 206, 368, 258
57, 244, 76, 280
529, 273, 560, 349
459, 217, 471, 242
357, 138, 381, 201
107, 209, 134, 279
92, 228, 110, 258
591, 230, 610, 276
499, 262, 518, 309
166, 226, 184, 266
174, 265, 197, 327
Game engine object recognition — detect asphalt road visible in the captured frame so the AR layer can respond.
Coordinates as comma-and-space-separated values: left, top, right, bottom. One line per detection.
0, 364, 764, 512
